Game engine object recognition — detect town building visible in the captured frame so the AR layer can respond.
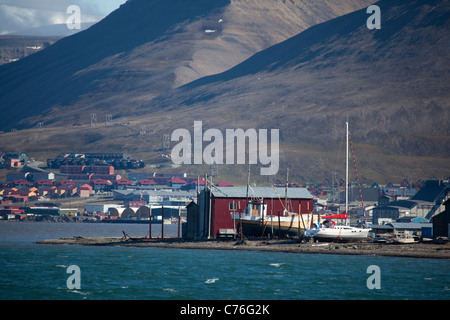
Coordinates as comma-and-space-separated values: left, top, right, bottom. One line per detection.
411, 180, 449, 220
185, 186, 314, 239
112, 189, 196, 205
115, 178, 133, 189
369, 222, 433, 239
169, 177, 187, 189
60, 165, 114, 175
432, 198, 450, 238
78, 184, 93, 197
1, 152, 29, 168
372, 180, 450, 224
137, 179, 156, 187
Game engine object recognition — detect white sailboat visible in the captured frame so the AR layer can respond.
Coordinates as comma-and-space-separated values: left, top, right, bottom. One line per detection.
305, 122, 370, 242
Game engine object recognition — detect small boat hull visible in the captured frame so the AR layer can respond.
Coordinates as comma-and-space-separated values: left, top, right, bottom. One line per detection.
393, 237, 416, 244
305, 226, 370, 242
234, 214, 314, 238
240, 219, 304, 237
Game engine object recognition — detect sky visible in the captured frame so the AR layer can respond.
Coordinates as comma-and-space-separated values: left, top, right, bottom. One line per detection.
0, 0, 127, 35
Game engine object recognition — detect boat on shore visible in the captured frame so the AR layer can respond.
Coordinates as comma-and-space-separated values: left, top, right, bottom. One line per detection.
232, 168, 317, 238
393, 235, 417, 244
232, 203, 318, 238
305, 222, 370, 242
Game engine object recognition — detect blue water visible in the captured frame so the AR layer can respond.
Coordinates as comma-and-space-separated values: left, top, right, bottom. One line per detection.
0, 221, 449, 300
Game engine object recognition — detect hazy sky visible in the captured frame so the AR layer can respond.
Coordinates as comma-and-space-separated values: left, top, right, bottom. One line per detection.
0, 0, 127, 35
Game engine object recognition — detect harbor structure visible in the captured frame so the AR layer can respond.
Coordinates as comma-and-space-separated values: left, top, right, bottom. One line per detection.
432, 198, 450, 238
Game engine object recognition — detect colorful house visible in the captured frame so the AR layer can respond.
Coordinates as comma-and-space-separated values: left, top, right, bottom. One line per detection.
91, 179, 113, 191
115, 178, 133, 190
169, 177, 187, 189
137, 179, 156, 186
215, 181, 234, 187
78, 184, 93, 197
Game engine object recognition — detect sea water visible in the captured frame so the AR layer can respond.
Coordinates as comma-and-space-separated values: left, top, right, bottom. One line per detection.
0, 221, 449, 301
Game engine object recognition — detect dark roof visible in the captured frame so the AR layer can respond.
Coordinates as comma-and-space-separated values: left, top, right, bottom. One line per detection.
388, 200, 417, 209
370, 222, 433, 230
3, 152, 28, 159
369, 224, 394, 230
412, 180, 448, 202
373, 206, 399, 211
388, 222, 432, 230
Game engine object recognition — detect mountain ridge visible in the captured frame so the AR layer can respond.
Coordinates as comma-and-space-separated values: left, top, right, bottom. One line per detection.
0, 0, 374, 130
144, 0, 449, 157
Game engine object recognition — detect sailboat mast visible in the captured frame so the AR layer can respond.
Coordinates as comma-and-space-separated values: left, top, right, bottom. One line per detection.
345, 121, 349, 226
245, 163, 250, 215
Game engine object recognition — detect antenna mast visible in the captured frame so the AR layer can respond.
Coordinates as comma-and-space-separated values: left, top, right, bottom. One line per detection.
346, 122, 349, 225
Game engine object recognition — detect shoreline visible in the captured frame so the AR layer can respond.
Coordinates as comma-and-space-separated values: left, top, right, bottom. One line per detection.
35, 236, 450, 259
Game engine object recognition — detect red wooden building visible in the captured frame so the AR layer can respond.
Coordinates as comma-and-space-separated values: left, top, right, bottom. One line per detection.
186, 186, 314, 239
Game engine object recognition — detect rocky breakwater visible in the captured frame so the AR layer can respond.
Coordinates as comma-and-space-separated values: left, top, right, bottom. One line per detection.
35, 237, 450, 259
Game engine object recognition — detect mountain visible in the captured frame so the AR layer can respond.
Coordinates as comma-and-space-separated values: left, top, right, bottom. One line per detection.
135, 0, 449, 182
0, 0, 448, 184
0, 35, 60, 66
0, 0, 374, 130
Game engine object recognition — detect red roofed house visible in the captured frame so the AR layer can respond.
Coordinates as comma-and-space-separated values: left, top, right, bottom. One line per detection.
12, 179, 32, 187
35, 179, 54, 187
169, 177, 187, 189
78, 184, 93, 197
4, 187, 38, 202
115, 178, 133, 190
91, 179, 112, 191
40, 186, 57, 197
57, 185, 77, 197
59, 179, 76, 186
215, 181, 234, 187
181, 178, 206, 191
137, 179, 156, 186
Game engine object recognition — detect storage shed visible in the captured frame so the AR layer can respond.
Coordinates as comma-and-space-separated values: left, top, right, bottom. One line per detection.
187, 186, 314, 239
